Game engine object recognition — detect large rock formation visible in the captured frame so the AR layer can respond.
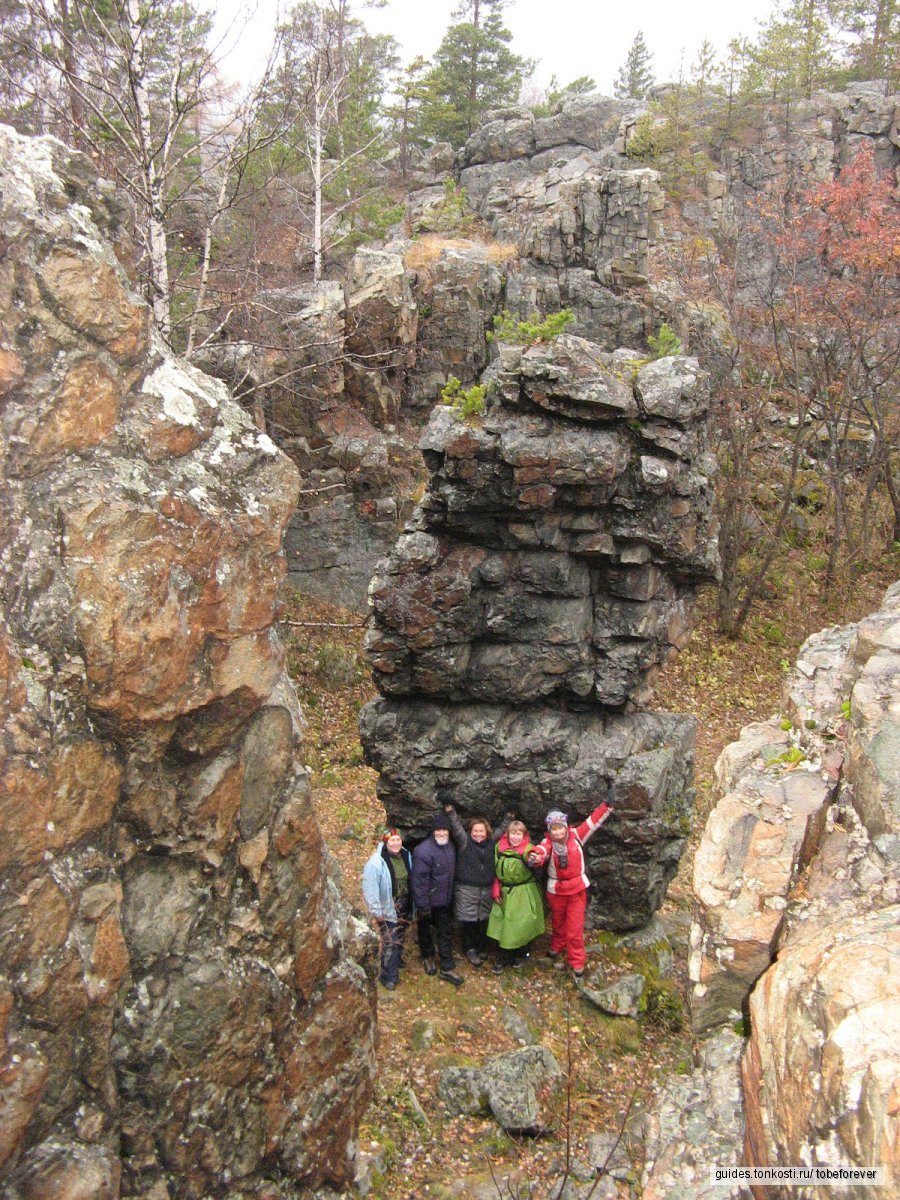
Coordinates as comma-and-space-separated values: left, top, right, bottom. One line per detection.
740, 584, 900, 1195
644, 584, 899, 1197
360, 335, 719, 930
277, 86, 896, 612
0, 126, 375, 1198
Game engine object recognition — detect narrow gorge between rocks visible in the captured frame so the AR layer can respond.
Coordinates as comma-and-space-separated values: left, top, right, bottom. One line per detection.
1, 71, 898, 1200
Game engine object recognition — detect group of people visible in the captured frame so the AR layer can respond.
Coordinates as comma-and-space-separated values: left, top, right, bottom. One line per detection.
361, 797, 615, 991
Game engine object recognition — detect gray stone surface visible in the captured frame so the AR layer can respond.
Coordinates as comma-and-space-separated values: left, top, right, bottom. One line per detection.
360, 700, 697, 931
405, 244, 505, 410
580, 972, 646, 1017
439, 1045, 563, 1135
361, 326, 718, 930
640, 1029, 750, 1200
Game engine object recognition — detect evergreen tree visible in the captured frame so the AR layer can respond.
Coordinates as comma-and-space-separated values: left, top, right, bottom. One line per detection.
833, 0, 898, 87
420, 0, 532, 147
691, 37, 718, 99
614, 31, 655, 100
545, 73, 595, 108
744, 0, 839, 101
387, 55, 432, 179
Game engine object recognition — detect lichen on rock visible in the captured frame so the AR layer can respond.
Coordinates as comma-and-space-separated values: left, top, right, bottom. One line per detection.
0, 124, 375, 1198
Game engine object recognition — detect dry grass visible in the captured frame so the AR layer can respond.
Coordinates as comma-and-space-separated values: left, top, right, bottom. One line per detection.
403, 233, 519, 273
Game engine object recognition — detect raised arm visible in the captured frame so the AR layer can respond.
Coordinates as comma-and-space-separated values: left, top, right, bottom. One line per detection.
443, 804, 468, 852
573, 798, 615, 846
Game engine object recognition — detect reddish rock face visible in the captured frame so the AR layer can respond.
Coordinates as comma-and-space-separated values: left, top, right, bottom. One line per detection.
0, 126, 375, 1197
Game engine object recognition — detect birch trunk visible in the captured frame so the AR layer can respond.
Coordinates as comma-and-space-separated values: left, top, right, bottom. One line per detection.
126, 0, 172, 340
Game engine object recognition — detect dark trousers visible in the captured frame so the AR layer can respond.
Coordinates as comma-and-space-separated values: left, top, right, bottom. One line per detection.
460, 918, 489, 955
378, 920, 403, 985
417, 906, 455, 970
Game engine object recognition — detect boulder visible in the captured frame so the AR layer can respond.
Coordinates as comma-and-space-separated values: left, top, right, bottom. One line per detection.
439, 1045, 563, 1135
360, 700, 698, 931
580, 972, 646, 1017
0, 125, 375, 1197
533, 94, 635, 154
688, 721, 836, 1033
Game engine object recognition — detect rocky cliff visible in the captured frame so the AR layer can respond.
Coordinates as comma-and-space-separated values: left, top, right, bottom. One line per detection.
360, 334, 720, 931
641, 584, 899, 1198
0, 126, 375, 1199
268, 84, 897, 611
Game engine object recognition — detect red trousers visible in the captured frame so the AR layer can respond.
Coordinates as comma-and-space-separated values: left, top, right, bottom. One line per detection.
546, 889, 588, 971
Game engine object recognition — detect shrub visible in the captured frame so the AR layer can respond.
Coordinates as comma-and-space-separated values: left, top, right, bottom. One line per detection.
647, 322, 683, 358
489, 308, 575, 346
441, 376, 485, 422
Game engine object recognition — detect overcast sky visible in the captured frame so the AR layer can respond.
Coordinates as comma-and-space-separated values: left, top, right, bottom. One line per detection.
216, 0, 779, 96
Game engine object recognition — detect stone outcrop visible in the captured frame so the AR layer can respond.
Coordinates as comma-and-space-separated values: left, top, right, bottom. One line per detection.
360, 333, 719, 931
689, 584, 900, 1036
0, 125, 375, 1198
743, 904, 899, 1194
404, 241, 505, 410
678, 583, 899, 1196
344, 248, 418, 427
688, 721, 837, 1034
640, 1029, 751, 1200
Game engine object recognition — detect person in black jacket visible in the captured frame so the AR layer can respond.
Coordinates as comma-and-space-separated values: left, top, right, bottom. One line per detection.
444, 804, 507, 966
411, 814, 463, 986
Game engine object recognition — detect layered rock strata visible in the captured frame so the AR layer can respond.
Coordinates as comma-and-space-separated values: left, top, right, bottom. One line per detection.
360, 335, 719, 930
0, 126, 375, 1198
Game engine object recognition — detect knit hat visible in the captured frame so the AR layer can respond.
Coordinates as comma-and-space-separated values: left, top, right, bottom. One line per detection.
382, 827, 400, 842
432, 813, 451, 832
545, 809, 568, 828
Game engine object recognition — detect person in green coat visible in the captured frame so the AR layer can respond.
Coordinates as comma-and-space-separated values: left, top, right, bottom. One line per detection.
487, 820, 546, 973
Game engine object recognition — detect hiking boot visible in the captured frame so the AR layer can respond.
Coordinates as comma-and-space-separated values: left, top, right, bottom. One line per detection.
492, 961, 504, 974
572, 969, 584, 984
439, 970, 464, 986
379, 979, 396, 991
422, 957, 437, 976
465, 949, 483, 966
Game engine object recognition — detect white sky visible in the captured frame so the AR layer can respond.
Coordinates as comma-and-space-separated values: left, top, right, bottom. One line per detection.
215, 0, 779, 97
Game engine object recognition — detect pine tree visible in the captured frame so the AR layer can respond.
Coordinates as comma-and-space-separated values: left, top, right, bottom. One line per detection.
614, 30, 655, 100
420, 0, 532, 148
833, 0, 898, 88
387, 55, 432, 179
691, 37, 718, 99
744, 0, 839, 101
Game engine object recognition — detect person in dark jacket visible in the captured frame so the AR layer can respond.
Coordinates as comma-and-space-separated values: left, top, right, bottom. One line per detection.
444, 804, 509, 966
412, 814, 463, 985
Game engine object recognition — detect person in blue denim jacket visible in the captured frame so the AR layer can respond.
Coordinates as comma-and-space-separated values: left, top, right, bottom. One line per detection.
362, 827, 413, 991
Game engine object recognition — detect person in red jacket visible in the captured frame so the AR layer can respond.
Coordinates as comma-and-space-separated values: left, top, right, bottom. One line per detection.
528, 799, 614, 980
